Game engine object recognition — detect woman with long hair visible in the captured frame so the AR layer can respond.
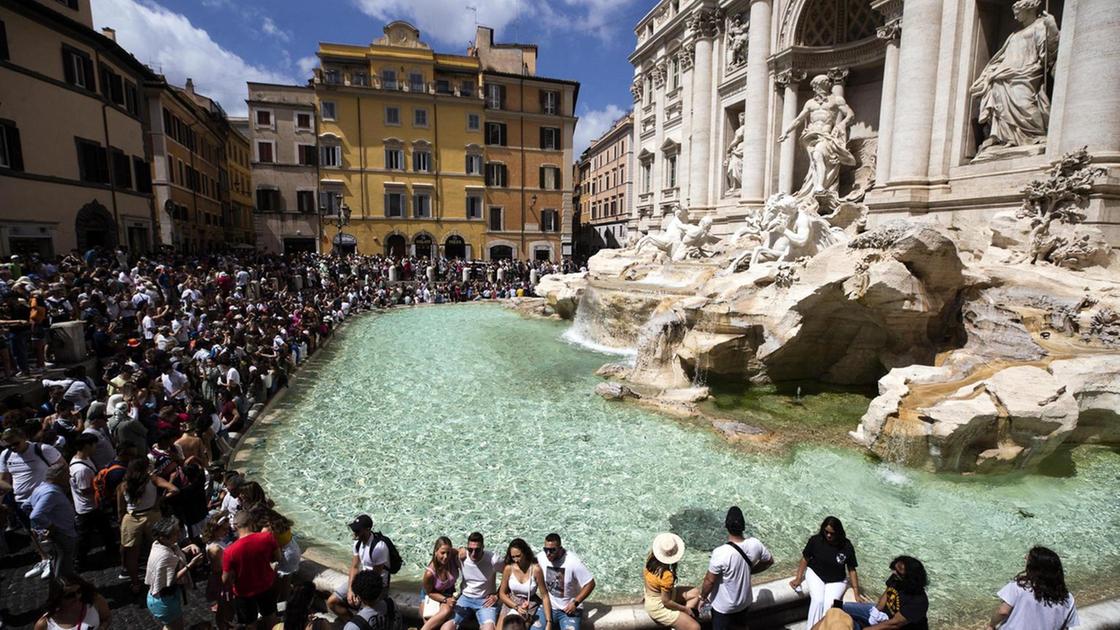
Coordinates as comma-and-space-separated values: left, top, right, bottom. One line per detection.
420, 536, 460, 630
842, 555, 929, 630
33, 575, 112, 630
988, 546, 1079, 629
117, 457, 179, 593
252, 505, 301, 602
789, 516, 863, 628
642, 533, 700, 630
497, 538, 552, 630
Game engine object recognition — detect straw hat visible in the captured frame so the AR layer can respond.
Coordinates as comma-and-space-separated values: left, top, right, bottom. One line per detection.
811, 608, 854, 630
651, 532, 685, 564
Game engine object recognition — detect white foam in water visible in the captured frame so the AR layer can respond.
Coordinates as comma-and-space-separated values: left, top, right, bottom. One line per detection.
561, 326, 637, 359
248, 305, 1120, 626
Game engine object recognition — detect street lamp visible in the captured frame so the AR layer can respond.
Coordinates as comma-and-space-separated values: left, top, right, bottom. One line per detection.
334, 193, 351, 256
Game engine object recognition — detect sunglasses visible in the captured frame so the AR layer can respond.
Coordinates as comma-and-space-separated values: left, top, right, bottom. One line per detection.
543, 547, 560, 555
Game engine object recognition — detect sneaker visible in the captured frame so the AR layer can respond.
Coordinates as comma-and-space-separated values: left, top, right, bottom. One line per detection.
117, 570, 130, 581
23, 560, 45, 579
39, 562, 51, 579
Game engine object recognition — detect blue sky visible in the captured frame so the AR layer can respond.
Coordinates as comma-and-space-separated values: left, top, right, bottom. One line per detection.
91, 0, 654, 155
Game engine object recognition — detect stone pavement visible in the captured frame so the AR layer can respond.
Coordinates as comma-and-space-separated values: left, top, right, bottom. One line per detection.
0, 529, 214, 629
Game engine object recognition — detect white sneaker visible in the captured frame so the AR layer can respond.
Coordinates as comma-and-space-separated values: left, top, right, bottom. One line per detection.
40, 561, 51, 579
23, 560, 45, 578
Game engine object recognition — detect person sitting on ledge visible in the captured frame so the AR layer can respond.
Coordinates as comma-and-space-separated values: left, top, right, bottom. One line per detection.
643, 532, 701, 630
536, 533, 595, 630
329, 514, 393, 622
842, 555, 929, 630
421, 535, 461, 630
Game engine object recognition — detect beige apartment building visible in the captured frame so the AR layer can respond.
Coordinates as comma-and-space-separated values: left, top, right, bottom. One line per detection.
577, 112, 632, 254
246, 82, 319, 254
0, 0, 156, 257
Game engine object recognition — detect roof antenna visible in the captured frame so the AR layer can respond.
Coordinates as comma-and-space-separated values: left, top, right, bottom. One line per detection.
466, 4, 477, 27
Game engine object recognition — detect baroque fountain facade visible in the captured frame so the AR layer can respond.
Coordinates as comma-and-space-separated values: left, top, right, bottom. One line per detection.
539, 0, 1120, 474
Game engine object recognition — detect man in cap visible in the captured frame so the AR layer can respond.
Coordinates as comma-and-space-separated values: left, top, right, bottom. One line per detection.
328, 514, 392, 621
699, 506, 773, 630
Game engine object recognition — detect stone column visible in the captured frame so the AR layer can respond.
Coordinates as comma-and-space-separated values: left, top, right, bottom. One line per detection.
888, 0, 942, 184
740, 0, 774, 202
775, 69, 806, 194
873, 4, 902, 187
686, 6, 721, 209
1056, 0, 1120, 156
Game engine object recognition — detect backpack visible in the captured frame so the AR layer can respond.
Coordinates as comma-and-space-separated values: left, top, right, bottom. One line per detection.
1, 443, 51, 468
92, 463, 127, 509
358, 532, 403, 575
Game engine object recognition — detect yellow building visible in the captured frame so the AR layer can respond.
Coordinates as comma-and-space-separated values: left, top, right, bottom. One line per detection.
224, 123, 254, 246
313, 21, 487, 258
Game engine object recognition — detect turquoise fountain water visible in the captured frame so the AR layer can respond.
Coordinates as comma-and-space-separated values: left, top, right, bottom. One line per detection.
243, 304, 1120, 626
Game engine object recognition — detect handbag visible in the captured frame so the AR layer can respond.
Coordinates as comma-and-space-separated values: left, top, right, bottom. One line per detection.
422, 595, 443, 619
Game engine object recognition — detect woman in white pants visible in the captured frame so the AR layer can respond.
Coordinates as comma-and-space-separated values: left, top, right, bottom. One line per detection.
789, 516, 862, 629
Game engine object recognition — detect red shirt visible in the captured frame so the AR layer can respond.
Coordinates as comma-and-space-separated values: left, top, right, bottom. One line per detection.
222, 531, 278, 597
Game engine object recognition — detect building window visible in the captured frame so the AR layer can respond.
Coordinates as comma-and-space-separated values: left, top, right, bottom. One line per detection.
132, 156, 151, 192
296, 190, 315, 213
468, 113, 481, 131
76, 138, 108, 183
413, 150, 431, 172
466, 195, 482, 219
413, 192, 431, 218
255, 109, 272, 127
488, 207, 503, 231
666, 154, 677, 188
643, 75, 652, 106
486, 83, 504, 109
385, 190, 405, 217
641, 159, 652, 193
62, 47, 94, 91
98, 64, 124, 106
409, 72, 425, 93
414, 108, 428, 127
297, 144, 317, 166
540, 90, 560, 115
539, 166, 561, 190
540, 127, 561, 150
111, 148, 132, 189
460, 80, 475, 97
385, 148, 404, 170
381, 69, 397, 90
485, 122, 507, 146
435, 79, 452, 94
386, 106, 400, 125
324, 69, 341, 84
0, 121, 23, 171
256, 188, 281, 212
320, 145, 341, 168
669, 56, 680, 90
124, 82, 139, 115
319, 191, 340, 214
465, 154, 482, 175
541, 209, 559, 232
321, 101, 336, 121
353, 71, 369, 87
257, 141, 274, 163
296, 112, 312, 130
485, 163, 508, 187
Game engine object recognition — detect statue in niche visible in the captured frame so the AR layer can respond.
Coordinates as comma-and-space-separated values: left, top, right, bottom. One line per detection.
726, 15, 749, 68
632, 205, 720, 261
725, 112, 745, 191
778, 75, 856, 202
969, 0, 1060, 159
725, 194, 846, 272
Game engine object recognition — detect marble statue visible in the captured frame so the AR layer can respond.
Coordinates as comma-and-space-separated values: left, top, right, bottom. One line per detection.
633, 205, 720, 262
779, 75, 856, 200
725, 112, 745, 191
726, 15, 748, 68
725, 194, 846, 270
970, 0, 1059, 159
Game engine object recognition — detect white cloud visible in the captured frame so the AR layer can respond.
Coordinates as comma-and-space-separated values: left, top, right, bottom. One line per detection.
573, 104, 627, 156
297, 55, 319, 78
261, 17, 291, 43
92, 0, 299, 117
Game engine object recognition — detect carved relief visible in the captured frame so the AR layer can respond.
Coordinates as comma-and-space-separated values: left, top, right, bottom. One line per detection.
688, 7, 724, 39
631, 77, 644, 103
726, 14, 749, 69
875, 18, 901, 42
651, 63, 667, 88
774, 68, 807, 92
680, 42, 696, 71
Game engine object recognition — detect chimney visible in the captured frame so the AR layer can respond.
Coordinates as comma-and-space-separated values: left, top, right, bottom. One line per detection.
185, 78, 195, 93
101, 27, 116, 41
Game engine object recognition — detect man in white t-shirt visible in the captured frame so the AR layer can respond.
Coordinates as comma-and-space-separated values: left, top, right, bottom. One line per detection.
329, 514, 391, 622
0, 427, 64, 577
536, 533, 595, 630
700, 506, 773, 630
454, 532, 503, 630
70, 433, 116, 569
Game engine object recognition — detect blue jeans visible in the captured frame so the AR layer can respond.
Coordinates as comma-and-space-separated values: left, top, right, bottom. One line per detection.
551, 608, 583, 630
842, 602, 875, 630
453, 595, 499, 628
8, 331, 28, 372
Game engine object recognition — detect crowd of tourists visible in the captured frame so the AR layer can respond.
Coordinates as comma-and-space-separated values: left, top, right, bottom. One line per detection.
0, 246, 1086, 630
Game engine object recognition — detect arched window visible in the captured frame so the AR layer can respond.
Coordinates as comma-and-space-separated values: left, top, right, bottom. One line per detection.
797, 0, 882, 47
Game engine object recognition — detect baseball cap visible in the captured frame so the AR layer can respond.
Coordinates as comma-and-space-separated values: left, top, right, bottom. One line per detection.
349, 514, 373, 533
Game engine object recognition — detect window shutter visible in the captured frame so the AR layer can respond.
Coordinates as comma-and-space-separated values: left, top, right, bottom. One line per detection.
6, 125, 23, 171
82, 56, 94, 91
62, 50, 75, 84
554, 130, 561, 151
539, 166, 545, 189
0, 21, 8, 61
539, 90, 547, 113
540, 127, 546, 149
499, 85, 506, 109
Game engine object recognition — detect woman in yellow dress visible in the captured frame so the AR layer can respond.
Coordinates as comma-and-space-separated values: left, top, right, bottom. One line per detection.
643, 533, 701, 630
